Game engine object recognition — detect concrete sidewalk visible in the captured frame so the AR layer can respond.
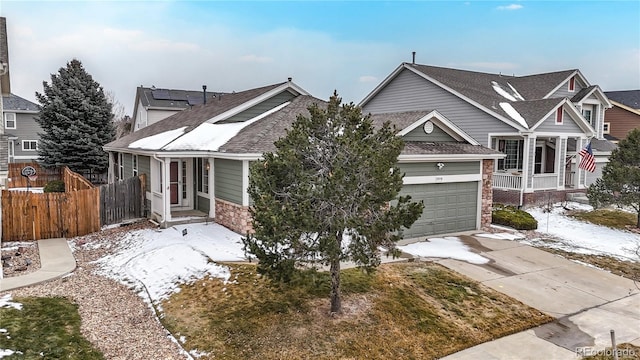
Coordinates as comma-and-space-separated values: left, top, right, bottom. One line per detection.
436, 235, 640, 360
0, 238, 76, 292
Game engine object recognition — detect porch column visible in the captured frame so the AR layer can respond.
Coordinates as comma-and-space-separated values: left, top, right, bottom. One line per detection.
576, 137, 587, 189
523, 135, 536, 192
208, 158, 215, 219
163, 157, 172, 222
557, 137, 567, 190
108, 152, 116, 184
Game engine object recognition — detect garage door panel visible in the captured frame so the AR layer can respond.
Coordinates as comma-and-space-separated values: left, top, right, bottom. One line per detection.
400, 182, 478, 238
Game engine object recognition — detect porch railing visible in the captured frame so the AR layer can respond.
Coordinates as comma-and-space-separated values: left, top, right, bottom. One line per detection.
532, 174, 558, 190
493, 172, 523, 190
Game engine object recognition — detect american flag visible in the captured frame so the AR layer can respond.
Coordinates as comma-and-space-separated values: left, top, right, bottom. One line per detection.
578, 142, 596, 172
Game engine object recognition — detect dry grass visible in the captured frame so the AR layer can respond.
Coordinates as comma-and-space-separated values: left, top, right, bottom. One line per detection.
582, 343, 640, 359
161, 262, 552, 359
538, 247, 640, 282
569, 209, 637, 230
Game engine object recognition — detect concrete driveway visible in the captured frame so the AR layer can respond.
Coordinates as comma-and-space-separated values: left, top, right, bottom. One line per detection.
435, 235, 640, 359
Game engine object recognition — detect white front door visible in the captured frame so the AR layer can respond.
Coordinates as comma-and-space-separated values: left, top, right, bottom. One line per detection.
169, 159, 192, 209
7, 140, 14, 163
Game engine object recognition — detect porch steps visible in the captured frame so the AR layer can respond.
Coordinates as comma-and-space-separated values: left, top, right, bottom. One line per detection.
566, 192, 590, 205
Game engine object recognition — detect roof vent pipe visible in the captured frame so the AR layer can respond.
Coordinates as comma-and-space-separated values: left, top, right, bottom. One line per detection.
412, 51, 416, 64
202, 85, 207, 104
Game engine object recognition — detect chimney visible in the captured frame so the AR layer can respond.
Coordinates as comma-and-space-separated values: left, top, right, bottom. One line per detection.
287, 77, 292, 82
412, 51, 416, 65
202, 85, 207, 104
0, 17, 10, 95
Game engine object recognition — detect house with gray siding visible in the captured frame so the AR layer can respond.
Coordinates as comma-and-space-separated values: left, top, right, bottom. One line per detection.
360, 61, 615, 206
105, 79, 503, 239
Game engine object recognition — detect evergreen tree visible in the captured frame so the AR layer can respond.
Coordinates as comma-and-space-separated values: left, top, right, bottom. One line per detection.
35, 59, 115, 174
242, 92, 424, 313
588, 128, 640, 228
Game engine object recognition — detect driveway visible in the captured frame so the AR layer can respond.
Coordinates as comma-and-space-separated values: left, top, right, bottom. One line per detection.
436, 235, 640, 359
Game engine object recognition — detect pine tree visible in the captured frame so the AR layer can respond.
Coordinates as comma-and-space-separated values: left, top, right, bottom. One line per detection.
242, 92, 424, 313
35, 59, 115, 174
588, 128, 640, 228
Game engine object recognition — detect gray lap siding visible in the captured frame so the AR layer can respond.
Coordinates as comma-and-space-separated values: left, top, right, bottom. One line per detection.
398, 161, 480, 177
214, 159, 243, 205
362, 69, 516, 147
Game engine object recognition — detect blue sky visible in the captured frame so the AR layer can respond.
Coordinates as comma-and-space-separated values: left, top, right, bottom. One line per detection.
1, 1, 639, 115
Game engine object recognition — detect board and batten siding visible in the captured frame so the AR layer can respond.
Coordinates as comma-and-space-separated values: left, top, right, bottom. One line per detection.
362, 69, 516, 147
215, 159, 243, 204
398, 161, 480, 177
402, 122, 457, 142
11, 113, 42, 158
223, 91, 296, 123
535, 109, 583, 133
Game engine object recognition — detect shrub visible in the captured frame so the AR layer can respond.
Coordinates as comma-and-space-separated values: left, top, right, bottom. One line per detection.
44, 180, 65, 193
492, 204, 538, 230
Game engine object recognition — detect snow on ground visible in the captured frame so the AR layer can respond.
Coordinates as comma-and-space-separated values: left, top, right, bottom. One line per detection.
526, 202, 638, 262
94, 223, 246, 304
0, 294, 23, 310
8, 187, 43, 193
398, 237, 489, 264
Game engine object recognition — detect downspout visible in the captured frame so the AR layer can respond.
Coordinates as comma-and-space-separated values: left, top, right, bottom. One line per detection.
153, 153, 167, 224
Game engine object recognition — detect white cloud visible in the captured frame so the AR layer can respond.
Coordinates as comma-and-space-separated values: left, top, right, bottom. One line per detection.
239, 54, 273, 63
497, 4, 523, 10
358, 75, 378, 83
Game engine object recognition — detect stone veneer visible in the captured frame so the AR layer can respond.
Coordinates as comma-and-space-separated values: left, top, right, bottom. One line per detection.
215, 198, 253, 235
481, 159, 494, 230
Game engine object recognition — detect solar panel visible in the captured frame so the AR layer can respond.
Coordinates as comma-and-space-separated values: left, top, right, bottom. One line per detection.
170, 91, 187, 101
151, 89, 171, 100
187, 96, 204, 105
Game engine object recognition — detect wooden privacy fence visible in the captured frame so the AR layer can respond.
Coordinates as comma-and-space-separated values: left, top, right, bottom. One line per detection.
2, 169, 145, 241
2, 188, 100, 241
7, 162, 62, 188
100, 174, 146, 226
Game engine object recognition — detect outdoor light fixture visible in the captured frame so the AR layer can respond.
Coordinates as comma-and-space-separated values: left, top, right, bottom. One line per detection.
436, 162, 445, 170
205, 160, 211, 171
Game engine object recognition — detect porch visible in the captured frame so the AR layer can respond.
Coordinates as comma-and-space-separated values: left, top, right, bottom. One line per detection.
492, 171, 576, 191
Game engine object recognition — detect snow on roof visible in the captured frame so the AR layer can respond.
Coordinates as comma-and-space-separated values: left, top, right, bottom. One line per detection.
499, 102, 529, 129
507, 83, 525, 101
491, 81, 517, 101
129, 127, 187, 150
163, 101, 291, 151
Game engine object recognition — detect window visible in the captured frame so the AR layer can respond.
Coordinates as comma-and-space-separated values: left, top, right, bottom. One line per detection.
182, 161, 187, 199
132, 155, 138, 176
8, 140, 14, 162
4, 113, 16, 129
568, 76, 575, 92
118, 153, 124, 180
22, 140, 38, 151
497, 139, 524, 171
603, 122, 610, 134
196, 158, 209, 194
582, 109, 592, 125
556, 107, 563, 124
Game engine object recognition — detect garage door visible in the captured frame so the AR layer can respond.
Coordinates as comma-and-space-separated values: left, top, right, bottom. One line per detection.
399, 182, 478, 239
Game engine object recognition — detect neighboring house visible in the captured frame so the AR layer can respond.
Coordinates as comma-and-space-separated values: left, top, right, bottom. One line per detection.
603, 90, 640, 143
131, 86, 227, 132
0, 17, 42, 185
104, 79, 504, 239
359, 61, 615, 206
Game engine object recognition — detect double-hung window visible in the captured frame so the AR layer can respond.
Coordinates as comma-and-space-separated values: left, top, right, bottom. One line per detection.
4, 113, 16, 129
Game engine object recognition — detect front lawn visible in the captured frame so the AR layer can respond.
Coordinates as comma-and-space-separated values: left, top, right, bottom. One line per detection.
161, 262, 552, 359
0, 296, 104, 359
570, 209, 637, 230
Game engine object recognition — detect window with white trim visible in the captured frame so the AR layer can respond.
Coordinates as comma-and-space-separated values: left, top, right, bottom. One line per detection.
132, 155, 138, 176
568, 76, 575, 92
603, 122, 610, 134
22, 140, 38, 151
581, 104, 594, 126
4, 113, 16, 129
196, 158, 209, 194
556, 107, 563, 124
497, 139, 524, 171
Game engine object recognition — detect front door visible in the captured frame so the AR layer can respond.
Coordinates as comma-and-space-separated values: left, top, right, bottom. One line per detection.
170, 161, 179, 205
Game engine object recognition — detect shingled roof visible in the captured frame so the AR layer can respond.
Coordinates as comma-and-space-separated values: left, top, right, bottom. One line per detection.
404, 64, 580, 129
106, 82, 286, 150
135, 86, 228, 110
510, 98, 564, 128
2, 93, 38, 111
605, 90, 640, 109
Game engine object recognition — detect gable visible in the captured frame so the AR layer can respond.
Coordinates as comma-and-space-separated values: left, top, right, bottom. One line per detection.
220, 90, 296, 123
548, 73, 588, 98
402, 120, 458, 142
534, 108, 585, 134
362, 68, 517, 147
